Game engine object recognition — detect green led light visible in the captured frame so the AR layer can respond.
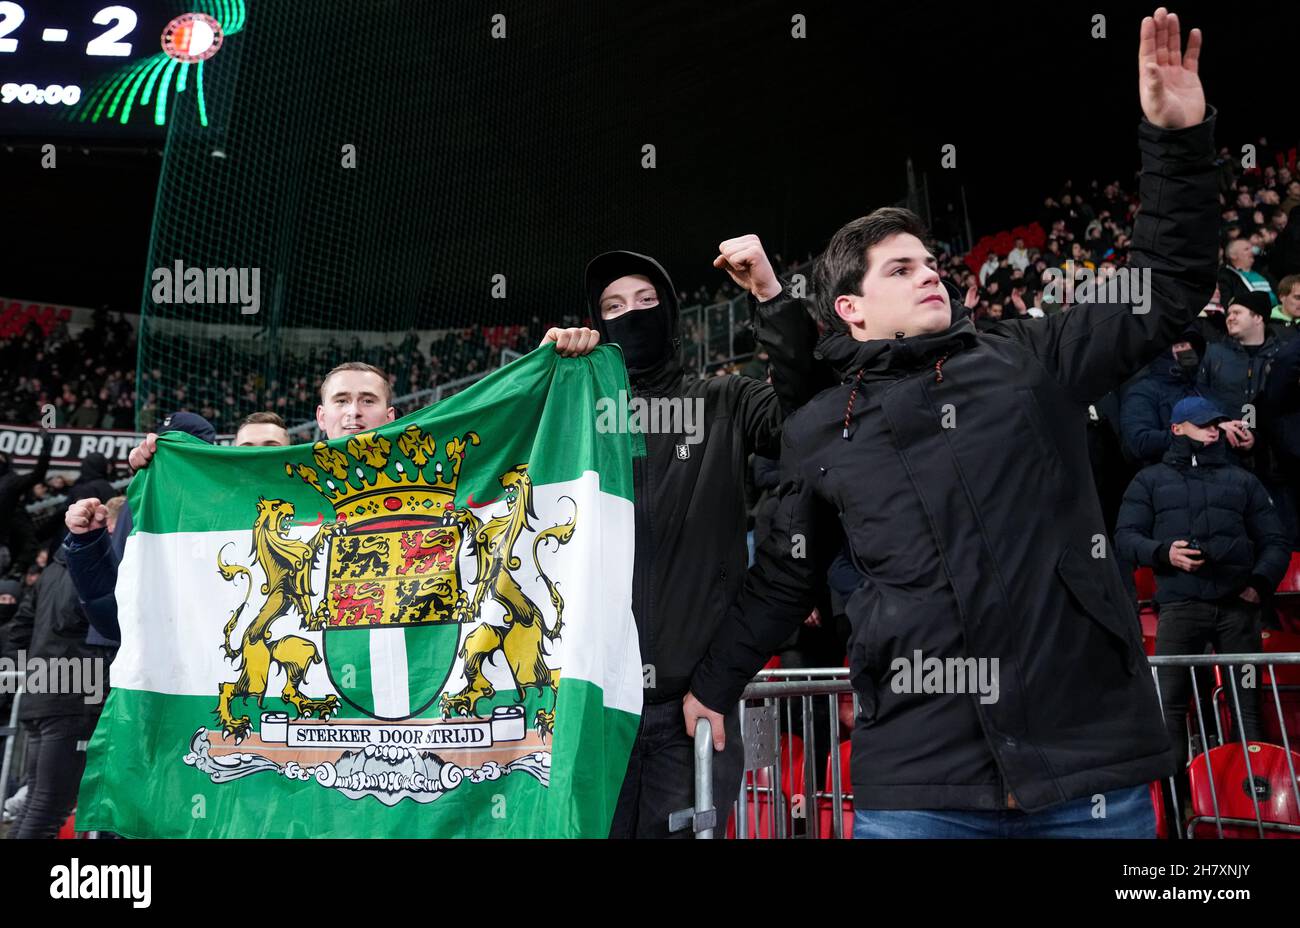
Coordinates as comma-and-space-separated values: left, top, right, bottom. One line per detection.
153, 58, 181, 126
71, 2, 242, 129
119, 56, 167, 124
139, 56, 169, 107
197, 60, 208, 127
103, 58, 156, 121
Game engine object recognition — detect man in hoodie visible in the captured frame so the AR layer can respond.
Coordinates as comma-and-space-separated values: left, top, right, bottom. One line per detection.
569, 239, 819, 837
1114, 396, 1288, 769
685, 10, 1217, 837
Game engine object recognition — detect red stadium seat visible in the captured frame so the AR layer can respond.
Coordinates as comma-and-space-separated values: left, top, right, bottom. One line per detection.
1139, 606, 1159, 657
1275, 553, 1300, 594
762, 655, 782, 670
1134, 567, 1157, 603
817, 740, 854, 839
1186, 743, 1300, 838
1261, 692, 1300, 750
1260, 630, 1300, 688
1151, 781, 1168, 839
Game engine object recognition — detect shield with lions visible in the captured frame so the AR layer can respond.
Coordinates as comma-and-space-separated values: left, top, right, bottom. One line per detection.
321, 511, 466, 719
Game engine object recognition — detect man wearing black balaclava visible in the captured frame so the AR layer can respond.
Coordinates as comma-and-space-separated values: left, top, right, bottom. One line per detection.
556, 237, 821, 837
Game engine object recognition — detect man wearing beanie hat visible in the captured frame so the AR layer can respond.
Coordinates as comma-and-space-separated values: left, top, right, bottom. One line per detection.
1116, 395, 1289, 818
560, 238, 821, 837
1198, 289, 1283, 417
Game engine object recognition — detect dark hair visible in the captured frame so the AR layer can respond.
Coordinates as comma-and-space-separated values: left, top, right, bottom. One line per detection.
238, 411, 287, 430
319, 361, 393, 405
812, 207, 931, 334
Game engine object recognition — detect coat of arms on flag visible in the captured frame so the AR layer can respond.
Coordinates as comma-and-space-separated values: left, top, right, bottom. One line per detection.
77, 347, 642, 838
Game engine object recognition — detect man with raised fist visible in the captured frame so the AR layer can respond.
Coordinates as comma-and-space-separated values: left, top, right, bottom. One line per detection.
687, 8, 1219, 838
556, 242, 820, 836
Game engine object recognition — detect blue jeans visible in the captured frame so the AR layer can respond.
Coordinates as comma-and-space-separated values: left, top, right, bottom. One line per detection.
853, 785, 1155, 838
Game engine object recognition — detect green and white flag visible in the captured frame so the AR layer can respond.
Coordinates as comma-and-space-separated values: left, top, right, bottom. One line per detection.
77, 346, 642, 838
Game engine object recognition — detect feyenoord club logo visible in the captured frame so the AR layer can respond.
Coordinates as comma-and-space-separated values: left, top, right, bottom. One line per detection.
161, 13, 225, 63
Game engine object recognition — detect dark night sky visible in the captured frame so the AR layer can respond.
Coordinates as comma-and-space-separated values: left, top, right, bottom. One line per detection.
2, 0, 1293, 320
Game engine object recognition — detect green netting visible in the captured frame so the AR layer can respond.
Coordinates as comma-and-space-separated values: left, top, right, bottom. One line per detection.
134, 0, 622, 435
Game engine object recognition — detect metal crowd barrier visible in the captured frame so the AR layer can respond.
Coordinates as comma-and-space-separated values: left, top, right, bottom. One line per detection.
0, 670, 25, 814
684, 655, 1300, 839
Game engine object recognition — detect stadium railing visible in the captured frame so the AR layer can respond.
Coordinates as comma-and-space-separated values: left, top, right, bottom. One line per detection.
0, 670, 24, 814
682, 654, 1300, 840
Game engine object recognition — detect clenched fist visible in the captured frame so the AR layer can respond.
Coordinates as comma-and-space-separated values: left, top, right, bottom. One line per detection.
714, 234, 783, 302
540, 327, 600, 357
66, 497, 109, 535
128, 433, 159, 472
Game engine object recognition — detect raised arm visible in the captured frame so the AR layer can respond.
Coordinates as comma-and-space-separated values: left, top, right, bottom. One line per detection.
991, 10, 1218, 403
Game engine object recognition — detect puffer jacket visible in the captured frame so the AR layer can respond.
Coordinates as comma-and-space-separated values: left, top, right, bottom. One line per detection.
1114, 434, 1289, 605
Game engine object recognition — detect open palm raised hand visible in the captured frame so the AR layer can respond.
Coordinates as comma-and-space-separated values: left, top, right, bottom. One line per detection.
1138, 7, 1205, 130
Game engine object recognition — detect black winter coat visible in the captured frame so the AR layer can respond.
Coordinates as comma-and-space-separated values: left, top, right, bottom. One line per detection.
590, 257, 822, 704
1114, 435, 1288, 606
6, 548, 112, 719
1119, 354, 1203, 464
692, 113, 1221, 812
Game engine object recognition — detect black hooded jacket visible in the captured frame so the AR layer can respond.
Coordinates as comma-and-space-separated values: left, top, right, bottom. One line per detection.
692, 113, 1220, 811
586, 251, 820, 703
66, 452, 117, 507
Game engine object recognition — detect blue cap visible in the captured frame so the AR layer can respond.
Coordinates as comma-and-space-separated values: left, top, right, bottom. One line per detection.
161, 411, 216, 444
1171, 396, 1228, 427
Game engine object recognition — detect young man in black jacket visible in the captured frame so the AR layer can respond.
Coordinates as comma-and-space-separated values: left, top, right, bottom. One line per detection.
561, 239, 820, 836
685, 9, 1218, 837
1114, 396, 1288, 764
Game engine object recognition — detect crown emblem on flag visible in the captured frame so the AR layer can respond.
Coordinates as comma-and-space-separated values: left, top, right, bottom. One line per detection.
285, 426, 479, 527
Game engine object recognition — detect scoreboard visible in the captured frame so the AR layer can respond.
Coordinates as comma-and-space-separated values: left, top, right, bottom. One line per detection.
0, 1, 242, 138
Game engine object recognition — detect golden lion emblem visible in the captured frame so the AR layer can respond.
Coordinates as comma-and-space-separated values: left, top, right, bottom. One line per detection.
442, 464, 575, 736
214, 498, 343, 741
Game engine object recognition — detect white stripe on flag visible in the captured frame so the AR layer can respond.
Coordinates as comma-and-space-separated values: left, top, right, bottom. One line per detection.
370, 628, 410, 719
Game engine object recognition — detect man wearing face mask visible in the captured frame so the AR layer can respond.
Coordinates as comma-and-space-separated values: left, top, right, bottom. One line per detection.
572, 241, 821, 837
1119, 330, 1206, 464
